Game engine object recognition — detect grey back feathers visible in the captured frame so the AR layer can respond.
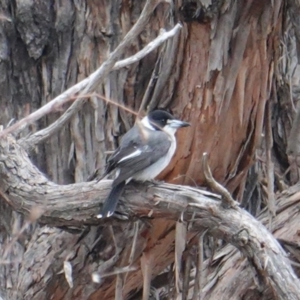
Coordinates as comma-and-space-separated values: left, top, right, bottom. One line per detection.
97, 109, 190, 218
105, 124, 171, 186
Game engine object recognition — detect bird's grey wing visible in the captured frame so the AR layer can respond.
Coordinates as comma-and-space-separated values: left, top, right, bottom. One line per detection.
89, 125, 155, 180
103, 126, 143, 173
105, 146, 136, 174
112, 132, 171, 186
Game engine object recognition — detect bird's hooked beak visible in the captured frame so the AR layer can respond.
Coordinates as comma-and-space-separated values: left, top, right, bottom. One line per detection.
167, 119, 190, 128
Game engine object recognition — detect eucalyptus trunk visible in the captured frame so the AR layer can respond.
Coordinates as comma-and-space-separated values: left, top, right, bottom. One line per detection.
0, 1, 299, 299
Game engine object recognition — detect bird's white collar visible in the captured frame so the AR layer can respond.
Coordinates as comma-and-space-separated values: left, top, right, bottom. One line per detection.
140, 116, 156, 130
140, 115, 177, 137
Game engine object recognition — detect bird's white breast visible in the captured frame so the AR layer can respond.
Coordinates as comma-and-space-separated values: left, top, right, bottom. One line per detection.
132, 134, 176, 181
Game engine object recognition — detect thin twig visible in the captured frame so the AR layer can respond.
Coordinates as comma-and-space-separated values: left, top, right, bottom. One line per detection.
1, 0, 169, 141
182, 253, 192, 300
19, 24, 181, 150
202, 153, 238, 208
92, 266, 137, 283
124, 221, 140, 284
192, 230, 207, 300
114, 24, 182, 71
175, 221, 187, 294
138, 56, 162, 116
115, 273, 124, 300
109, 225, 119, 254
265, 100, 276, 219
141, 252, 153, 300
128, 222, 140, 264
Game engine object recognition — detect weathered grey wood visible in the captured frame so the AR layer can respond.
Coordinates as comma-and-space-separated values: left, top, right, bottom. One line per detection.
199, 184, 300, 299
0, 136, 299, 299
1, 0, 300, 299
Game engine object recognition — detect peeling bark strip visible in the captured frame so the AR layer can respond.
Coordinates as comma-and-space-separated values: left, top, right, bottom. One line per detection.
0, 136, 299, 299
0, 0, 178, 140
0, 0, 298, 299
201, 186, 300, 299
0, 0, 282, 190
16, 24, 182, 152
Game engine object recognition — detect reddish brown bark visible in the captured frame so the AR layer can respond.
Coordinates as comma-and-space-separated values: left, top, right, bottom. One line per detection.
1, 0, 300, 299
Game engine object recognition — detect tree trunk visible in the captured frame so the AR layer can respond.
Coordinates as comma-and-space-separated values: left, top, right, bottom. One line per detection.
0, 0, 300, 299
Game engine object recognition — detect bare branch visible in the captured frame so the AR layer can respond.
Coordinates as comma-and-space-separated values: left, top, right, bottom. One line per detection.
0, 136, 300, 299
113, 24, 182, 71
18, 24, 182, 151
192, 230, 207, 300
141, 252, 153, 300
202, 153, 238, 208
0, 0, 169, 140
175, 221, 187, 293
265, 100, 276, 218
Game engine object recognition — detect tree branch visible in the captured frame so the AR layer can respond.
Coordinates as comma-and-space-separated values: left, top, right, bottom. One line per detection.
0, 136, 299, 299
19, 23, 182, 151
202, 153, 238, 208
0, 0, 169, 141
113, 24, 182, 71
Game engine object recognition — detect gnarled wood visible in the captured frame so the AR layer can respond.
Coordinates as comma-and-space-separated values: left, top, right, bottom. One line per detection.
1, 0, 300, 299
0, 136, 299, 299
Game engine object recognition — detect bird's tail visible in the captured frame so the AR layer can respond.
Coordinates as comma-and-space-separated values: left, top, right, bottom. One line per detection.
97, 182, 126, 218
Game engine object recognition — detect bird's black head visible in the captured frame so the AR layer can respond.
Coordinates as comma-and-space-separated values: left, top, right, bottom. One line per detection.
147, 110, 175, 130
145, 110, 190, 131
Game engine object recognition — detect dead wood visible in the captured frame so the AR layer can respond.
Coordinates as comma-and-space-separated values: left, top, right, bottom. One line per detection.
0, 0, 300, 299
0, 135, 299, 299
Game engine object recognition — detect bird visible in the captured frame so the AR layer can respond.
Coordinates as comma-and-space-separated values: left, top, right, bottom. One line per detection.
97, 109, 190, 218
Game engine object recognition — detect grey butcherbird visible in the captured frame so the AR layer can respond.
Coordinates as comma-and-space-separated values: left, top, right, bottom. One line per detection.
97, 110, 190, 218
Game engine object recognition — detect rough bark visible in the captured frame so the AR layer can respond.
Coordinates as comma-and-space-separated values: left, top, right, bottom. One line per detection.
0, 0, 281, 189
0, 135, 299, 299
0, 0, 300, 299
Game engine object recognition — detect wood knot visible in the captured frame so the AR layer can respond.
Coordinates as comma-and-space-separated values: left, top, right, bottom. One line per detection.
232, 228, 249, 246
